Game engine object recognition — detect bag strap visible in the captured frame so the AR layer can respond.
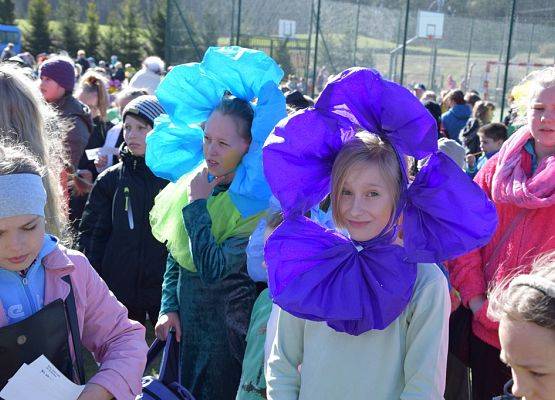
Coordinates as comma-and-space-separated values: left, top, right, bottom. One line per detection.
62, 275, 86, 385
486, 209, 529, 269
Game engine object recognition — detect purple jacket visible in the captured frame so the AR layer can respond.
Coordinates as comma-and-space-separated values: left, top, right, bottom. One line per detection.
0, 244, 148, 400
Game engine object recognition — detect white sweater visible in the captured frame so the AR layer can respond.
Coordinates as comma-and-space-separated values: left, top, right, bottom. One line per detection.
266, 263, 450, 400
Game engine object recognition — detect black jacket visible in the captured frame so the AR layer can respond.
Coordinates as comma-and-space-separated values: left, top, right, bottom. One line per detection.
78, 146, 169, 310
459, 117, 481, 155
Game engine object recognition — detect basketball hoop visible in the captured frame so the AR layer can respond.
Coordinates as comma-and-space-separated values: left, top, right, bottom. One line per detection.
427, 34, 434, 41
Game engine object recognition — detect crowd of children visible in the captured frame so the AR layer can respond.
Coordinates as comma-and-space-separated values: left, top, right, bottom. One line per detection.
0, 45, 554, 400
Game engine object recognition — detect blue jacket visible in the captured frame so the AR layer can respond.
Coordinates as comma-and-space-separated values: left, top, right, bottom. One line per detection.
441, 104, 471, 142
0, 235, 58, 324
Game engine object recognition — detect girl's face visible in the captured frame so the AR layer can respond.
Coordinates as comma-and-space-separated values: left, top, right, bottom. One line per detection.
123, 114, 152, 157
203, 111, 250, 180
39, 76, 65, 103
499, 318, 555, 400
0, 215, 45, 271
528, 86, 555, 151
338, 162, 394, 242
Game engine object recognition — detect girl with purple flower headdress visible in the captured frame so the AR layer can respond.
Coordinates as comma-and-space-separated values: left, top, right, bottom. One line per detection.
262, 68, 498, 399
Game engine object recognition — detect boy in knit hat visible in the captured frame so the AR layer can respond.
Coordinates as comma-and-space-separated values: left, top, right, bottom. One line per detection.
39, 56, 93, 231
78, 95, 169, 327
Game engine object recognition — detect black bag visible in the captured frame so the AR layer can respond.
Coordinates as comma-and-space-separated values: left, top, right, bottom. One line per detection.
448, 304, 473, 366
138, 330, 195, 400
0, 275, 85, 391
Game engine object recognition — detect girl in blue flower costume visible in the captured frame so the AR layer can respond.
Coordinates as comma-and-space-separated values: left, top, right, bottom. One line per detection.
146, 47, 286, 399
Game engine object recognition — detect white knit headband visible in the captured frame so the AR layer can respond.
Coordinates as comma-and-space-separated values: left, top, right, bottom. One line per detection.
0, 174, 46, 218
510, 274, 555, 298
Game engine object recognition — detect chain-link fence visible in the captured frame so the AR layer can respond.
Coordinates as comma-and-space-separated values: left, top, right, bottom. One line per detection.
165, 0, 555, 118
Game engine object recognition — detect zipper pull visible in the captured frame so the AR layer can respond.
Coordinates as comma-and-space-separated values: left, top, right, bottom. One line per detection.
124, 187, 130, 211
22, 277, 28, 285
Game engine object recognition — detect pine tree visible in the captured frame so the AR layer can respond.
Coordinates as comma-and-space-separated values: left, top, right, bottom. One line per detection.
146, 0, 166, 58
56, 0, 82, 56
100, 12, 119, 62
0, 0, 16, 25
117, 0, 144, 67
84, 1, 100, 59
24, 0, 52, 55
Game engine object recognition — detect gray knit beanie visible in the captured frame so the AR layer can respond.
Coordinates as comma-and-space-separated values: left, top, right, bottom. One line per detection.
122, 95, 165, 127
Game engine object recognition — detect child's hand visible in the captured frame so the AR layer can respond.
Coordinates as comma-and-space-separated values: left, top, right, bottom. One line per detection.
188, 168, 224, 203
94, 155, 108, 172
465, 154, 476, 169
155, 312, 182, 342
77, 383, 112, 400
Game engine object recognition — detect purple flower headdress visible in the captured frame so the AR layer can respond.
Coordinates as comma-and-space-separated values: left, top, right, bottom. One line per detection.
262, 68, 498, 336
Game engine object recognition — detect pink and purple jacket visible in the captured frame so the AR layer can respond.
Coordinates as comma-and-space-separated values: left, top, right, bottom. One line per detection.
0, 244, 148, 399
447, 143, 555, 349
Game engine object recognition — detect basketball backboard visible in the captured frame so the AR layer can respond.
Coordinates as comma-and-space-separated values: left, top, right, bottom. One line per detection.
279, 20, 296, 39
417, 11, 444, 39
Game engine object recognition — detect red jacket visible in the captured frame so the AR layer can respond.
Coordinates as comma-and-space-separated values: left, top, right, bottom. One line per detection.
448, 150, 555, 349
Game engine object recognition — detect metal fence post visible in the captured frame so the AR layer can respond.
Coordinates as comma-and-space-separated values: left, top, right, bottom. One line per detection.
399, 0, 410, 86
311, 0, 322, 98
305, 0, 315, 85
230, 0, 235, 46
164, 0, 171, 64
500, 0, 517, 122
463, 18, 475, 92
353, 0, 361, 67
236, 0, 242, 46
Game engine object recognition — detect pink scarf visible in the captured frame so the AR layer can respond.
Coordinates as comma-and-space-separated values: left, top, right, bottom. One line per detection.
492, 126, 555, 208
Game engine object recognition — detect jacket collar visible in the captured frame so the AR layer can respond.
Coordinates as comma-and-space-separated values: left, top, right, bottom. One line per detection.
42, 244, 76, 275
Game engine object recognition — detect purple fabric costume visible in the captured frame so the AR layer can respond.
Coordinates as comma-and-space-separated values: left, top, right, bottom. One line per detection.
263, 68, 498, 336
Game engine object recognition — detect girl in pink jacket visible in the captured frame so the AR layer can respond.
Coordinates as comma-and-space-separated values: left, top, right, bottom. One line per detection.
0, 142, 148, 399
448, 67, 555, 399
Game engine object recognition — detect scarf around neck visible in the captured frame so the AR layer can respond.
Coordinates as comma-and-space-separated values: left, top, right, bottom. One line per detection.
492, 126, 555, 208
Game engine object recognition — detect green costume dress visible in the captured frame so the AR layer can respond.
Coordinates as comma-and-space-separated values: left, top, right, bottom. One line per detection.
153, 178, 263, 400
236, 288, 273, 400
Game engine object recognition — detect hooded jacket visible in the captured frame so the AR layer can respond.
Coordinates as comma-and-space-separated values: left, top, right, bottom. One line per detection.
78, 146, 169, 311
441, 104, 471, 142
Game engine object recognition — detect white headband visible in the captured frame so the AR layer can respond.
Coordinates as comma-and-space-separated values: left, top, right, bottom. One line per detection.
0, 174, 46, 218
510, 274, 555, 298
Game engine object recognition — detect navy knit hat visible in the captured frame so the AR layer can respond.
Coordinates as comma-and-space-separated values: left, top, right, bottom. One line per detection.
39, 57, 76, 92
122, 95, 165, 127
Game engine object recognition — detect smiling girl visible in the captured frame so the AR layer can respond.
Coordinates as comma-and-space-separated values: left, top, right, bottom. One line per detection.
262, 68, 497, 399
448, 67, 555, 399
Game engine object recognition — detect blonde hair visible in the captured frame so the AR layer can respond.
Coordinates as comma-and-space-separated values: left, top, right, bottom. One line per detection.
510, 67, 555, 124
330, 132, 402, 229
0, 140, 44, 176
489, 251, 555, 330
527, 67, 555, 105
76, 70, 110, 120
0, 65, 68, 239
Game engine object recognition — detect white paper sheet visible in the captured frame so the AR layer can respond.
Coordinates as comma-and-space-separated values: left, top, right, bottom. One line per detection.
0, 355, 85, 400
